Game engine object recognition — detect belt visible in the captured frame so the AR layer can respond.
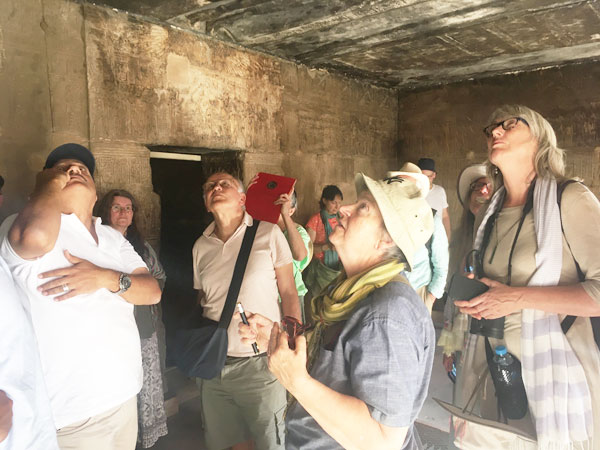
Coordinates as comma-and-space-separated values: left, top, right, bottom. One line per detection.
226, 352, 267, 362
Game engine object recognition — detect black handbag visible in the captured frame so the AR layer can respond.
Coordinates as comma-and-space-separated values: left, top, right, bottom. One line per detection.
174, 220, 260, 379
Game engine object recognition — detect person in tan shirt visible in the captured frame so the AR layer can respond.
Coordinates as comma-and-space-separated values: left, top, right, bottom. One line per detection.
452, 106, 600, 449
192, 172, 301, 450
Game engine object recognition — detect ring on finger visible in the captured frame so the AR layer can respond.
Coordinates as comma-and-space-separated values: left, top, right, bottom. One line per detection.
62, 284, 69, 292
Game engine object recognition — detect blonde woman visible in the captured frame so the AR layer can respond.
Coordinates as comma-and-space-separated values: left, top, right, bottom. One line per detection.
452, 105, 600, 449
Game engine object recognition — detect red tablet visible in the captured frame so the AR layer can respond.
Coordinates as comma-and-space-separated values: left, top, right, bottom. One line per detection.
245, 172, 296, 224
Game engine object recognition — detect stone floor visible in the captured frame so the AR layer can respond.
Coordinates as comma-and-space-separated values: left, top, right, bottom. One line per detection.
147, 312, 454, 449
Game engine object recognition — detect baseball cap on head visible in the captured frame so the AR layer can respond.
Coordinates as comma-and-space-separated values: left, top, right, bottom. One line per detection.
354, 173, 433, 271
417, 158, 436, 173
44, 143, 95, 177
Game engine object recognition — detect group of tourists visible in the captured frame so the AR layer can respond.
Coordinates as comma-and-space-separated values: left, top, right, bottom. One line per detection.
1, 104, 600, 450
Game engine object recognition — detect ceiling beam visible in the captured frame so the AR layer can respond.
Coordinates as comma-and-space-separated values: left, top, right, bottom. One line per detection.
389, 41, 600, 88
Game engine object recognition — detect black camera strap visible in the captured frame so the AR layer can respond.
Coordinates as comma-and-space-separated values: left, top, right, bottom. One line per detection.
478, 179, 600, 348
477, 180, 535, 287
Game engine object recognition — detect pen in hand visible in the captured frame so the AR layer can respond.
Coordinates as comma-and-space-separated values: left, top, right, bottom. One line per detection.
237, 302, 260, 355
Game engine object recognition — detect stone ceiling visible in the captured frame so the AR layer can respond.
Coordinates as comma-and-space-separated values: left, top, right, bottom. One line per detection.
92, 0, 600, 90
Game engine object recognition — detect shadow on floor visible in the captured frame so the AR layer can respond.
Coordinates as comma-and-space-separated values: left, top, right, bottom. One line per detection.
148, 396, 205, 450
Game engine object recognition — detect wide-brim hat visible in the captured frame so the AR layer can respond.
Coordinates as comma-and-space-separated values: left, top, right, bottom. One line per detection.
44, 143, 95, 177
457, 164, 487, 207
387, 162, 430, 197
355, 173, 433, 271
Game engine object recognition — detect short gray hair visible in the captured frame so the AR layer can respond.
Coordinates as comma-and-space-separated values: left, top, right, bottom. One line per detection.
234, 177, 245, 193
380, 227, 407, 263
290, 190, 298, 209
203, 172, 245, 198
383, 244, 407, 263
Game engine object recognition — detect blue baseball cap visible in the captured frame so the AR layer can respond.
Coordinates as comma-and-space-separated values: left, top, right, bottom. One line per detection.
44, 143, 95, 177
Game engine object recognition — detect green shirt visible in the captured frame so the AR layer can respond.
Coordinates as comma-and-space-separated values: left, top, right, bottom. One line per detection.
283, 224, 311, 297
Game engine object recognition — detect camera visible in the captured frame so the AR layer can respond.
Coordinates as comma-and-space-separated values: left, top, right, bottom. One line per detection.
447, 274, 504, 339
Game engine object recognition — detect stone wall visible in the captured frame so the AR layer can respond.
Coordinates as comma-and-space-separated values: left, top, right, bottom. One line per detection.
397, 62, 600, 227
0, 0, 398, 238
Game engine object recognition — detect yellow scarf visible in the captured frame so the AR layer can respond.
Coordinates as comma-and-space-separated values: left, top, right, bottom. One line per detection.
286, 259, 408, 414
306, 259, 408, 373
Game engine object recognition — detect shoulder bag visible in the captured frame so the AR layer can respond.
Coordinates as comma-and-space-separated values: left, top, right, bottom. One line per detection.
174, 220, 260, 379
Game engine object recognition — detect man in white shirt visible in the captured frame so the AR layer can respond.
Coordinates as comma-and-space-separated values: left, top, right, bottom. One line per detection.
192, 172, 301, 450
0, 256, 58, 450
417, 158, 451, 239
0, 143, 161, 450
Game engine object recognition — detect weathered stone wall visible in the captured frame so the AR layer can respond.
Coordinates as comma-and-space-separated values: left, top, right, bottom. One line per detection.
280, 64, 398, 223
82, 4, 398, 226
0, 0, 398, 237
397, 62, 600, 228
0, 0, 89, 224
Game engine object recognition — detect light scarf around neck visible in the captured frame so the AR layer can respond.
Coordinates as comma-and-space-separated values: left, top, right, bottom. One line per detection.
472, 176, 593, 449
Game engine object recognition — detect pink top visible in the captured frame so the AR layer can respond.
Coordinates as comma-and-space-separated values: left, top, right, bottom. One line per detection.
306, 212, 339, 263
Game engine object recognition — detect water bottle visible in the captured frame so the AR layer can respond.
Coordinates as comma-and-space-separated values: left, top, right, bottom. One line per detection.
489, 345, 528, 420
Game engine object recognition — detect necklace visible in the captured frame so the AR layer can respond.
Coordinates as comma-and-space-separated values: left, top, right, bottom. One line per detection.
488, 216, 521, 265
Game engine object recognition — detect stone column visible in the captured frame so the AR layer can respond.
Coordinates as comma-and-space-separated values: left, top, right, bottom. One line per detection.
92, 142, 161, 249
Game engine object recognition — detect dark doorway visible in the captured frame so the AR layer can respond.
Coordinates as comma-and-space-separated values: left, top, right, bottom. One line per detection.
150, 149, 243, 364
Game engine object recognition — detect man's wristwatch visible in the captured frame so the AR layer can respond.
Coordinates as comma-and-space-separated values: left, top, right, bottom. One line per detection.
114, 272, 132, 295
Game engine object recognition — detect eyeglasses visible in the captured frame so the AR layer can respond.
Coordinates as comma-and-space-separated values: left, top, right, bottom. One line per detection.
470, 181, 491, 193
482, 117, 529, 138
111, 205, 133, 214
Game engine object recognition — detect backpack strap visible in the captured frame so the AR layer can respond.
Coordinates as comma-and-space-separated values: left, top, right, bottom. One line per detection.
557, 181, 600, 348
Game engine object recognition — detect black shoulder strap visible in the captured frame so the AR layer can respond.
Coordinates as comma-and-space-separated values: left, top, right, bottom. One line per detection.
218, 220, 260, 329
558, 180, 581, 334
557, 180, 585, 281
557, 181, 600, 346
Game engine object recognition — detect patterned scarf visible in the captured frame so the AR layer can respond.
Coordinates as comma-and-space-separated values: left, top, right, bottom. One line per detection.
286, 259, 407, 413
306, 259, 406, 373
472, 177, 593, 449
320, 209, 341, 269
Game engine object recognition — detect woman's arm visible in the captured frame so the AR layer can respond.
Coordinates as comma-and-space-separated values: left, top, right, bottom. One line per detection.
306, 220, 331, 254
307, 227, 317, 243
456, 278, 600, 320
144, 242, 166, 290
457, 183, 600, 319
275, 263, 302, 321
268, 325, 408, 450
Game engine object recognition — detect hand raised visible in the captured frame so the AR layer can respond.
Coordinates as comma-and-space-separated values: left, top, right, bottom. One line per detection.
246, 174, 260, 191
274, 193, 292, 217
34, 168, 69, 195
